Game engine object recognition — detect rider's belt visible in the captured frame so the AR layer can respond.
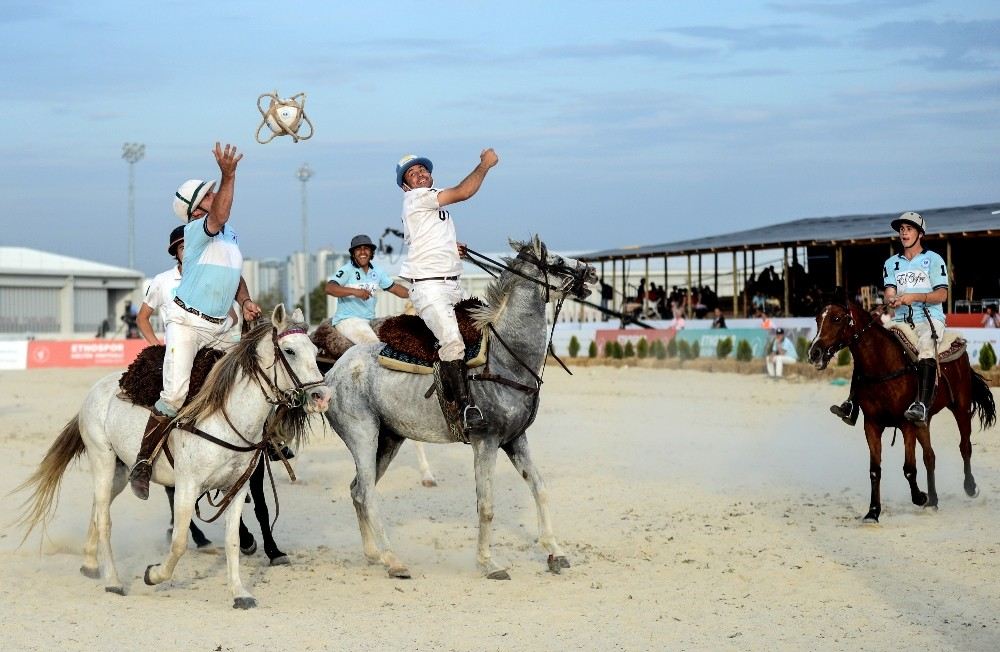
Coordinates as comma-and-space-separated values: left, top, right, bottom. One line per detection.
173, 296, 226, 325
403, 276, 459, 283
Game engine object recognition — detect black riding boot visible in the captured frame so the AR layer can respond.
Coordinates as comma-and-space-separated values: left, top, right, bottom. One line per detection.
129, 409, 172, 500
439, 359, 488, 436
830, 374, 860, 426
903, 359, 937, 423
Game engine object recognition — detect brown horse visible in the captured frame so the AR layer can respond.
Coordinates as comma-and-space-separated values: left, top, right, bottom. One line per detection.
807, 301, 995, 523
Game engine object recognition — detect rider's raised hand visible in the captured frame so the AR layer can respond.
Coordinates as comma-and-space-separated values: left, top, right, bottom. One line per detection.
214, 142, 244, 176
480, 148, 499, 169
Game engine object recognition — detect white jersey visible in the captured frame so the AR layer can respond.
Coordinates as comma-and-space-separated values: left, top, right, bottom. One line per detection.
399, 187, 462, 279
143, 265, 183, 324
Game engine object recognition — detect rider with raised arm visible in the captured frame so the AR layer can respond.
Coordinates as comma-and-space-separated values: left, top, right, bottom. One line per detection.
830, 211, 948, 425
395, 149, 499, 436
129, 143, 263, 500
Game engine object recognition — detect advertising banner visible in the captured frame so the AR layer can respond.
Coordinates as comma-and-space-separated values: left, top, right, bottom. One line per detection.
26, 340, 148, 369
594, 328, 676, 355
0, 341, 28, 370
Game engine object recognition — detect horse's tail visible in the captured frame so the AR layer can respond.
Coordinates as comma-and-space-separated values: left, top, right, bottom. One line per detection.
970, 371, 997, 431
9, 414, 86, 544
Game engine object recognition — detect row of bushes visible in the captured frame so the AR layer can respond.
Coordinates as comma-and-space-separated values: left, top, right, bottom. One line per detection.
566, 336, 1000, 371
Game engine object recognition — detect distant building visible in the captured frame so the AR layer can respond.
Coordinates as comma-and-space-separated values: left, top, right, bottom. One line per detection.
0, 247, 144, 339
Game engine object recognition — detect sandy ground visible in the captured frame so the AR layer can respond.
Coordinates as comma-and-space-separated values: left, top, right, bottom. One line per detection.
1, 366, 999, 652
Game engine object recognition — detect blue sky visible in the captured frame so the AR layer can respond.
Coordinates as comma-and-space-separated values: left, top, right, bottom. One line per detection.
1, 0, 997, 275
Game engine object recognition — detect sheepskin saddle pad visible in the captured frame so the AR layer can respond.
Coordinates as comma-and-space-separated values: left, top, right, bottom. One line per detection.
377, 298, 488, 375
118, 345, 225, 408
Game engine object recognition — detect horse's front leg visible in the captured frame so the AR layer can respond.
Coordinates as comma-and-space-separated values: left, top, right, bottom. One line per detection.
862, 420, 884, 523
501, 432, 569, 573
413, 441, 438, 487
472, 436, 508, 579
144, 480, 197, 587
900, 424, 928, 507
912, 423, 938, 509
225, 485, 257, 609
249, 462, 288, 565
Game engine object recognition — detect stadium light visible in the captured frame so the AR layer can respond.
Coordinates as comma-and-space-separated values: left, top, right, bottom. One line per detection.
296, 163, 314, 325
122, 143, 145, 269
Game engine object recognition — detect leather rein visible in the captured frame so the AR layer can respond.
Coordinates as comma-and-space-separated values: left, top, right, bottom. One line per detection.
826, 306, 916, 387
174, 325, 323, 524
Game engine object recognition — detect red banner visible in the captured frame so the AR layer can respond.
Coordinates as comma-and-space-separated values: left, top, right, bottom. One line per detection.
26, 340, 148, 369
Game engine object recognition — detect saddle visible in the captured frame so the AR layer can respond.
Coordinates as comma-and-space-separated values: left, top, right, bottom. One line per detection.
378, 298, 488, 375
879, 315, 966, 364
118, 345, 225, 409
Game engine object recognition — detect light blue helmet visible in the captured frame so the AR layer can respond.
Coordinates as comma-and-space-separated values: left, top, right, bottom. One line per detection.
395, 154, 432, 188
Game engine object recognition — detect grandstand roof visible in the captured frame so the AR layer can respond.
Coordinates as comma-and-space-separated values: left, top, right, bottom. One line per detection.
0, 247, 143, 278
579, 202, 1000, 262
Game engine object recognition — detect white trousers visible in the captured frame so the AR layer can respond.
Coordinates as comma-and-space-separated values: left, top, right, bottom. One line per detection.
335, 317, 380, 344
156, 301, 238, 417
914, 318, 946, 360
766, 354, 797, 377
408, 279, 465, 361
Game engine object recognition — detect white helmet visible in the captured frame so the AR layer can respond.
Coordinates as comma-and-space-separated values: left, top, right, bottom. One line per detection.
172, 179, 216, 223
890, 211, 926, 234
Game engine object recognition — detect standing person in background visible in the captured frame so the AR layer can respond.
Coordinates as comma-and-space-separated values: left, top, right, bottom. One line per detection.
121, 301, 139, 339
325, 234, 410, 343
711, 307, 727, 329
136, 226, 185, 346
130, 143, 262, 500
395, 148, 498, 437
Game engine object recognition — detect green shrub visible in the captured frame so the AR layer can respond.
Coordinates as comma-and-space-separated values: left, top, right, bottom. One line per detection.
568, 335, 580, 358
588, 341, 598, 358
652, 340, 666, 360
636, 338, 649, 359
624, 341, 635, 358
611, 341, 623, 359
666, 338, 678, 358
716, 336, 733, 359
678, 339, 693, 360
795, 336, 809, 362
604, 341, 614, 358
980, 342, 997, 371
836, 348, 851, 367
691, 341, 701, 358
735, 339, 753, 362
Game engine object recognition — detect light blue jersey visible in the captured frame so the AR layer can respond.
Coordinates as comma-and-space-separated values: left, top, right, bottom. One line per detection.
174, 219, 242, 319
329, 261, 395, 325
882, 248, 949, 323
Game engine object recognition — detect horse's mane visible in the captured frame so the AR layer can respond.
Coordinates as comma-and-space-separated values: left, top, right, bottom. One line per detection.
175, 319, 312, 449
467, 236, 545, 330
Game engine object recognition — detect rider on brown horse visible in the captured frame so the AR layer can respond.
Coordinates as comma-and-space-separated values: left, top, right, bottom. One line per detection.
831, 211, 948, 425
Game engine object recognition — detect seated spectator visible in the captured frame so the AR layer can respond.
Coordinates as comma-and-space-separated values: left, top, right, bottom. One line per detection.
765, 328, 797, 378
711, 307, 727, 329
982, 305, 1000, 328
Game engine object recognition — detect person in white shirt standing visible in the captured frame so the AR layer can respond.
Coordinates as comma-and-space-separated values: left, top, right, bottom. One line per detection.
395, 149, 498, 435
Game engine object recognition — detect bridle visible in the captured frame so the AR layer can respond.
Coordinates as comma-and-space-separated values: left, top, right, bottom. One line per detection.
175, 323, 324, 524
817, 304, 915, 387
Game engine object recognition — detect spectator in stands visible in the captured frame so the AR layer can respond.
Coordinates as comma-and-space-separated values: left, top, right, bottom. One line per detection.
757, 309, 773, 329
711, 307, 727, 329
982, 305, 1000, 328
765, 328, 797, 378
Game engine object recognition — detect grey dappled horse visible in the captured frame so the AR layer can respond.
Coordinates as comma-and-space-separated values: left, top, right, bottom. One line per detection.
324, 236, 596, 579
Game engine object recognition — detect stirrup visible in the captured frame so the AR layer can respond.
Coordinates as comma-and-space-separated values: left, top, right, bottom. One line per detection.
903, 401, 927, 423
462, 405, 487, 432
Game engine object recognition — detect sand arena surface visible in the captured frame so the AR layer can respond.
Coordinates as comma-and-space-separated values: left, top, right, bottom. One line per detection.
1, 366, 999, 651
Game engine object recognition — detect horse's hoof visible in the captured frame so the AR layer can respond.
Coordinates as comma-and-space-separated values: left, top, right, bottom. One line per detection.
487, 569, 511, 580
912, 492, 928, 507
966, 485, 979, 498
547, 555, 561, 574
104, 586, 125, 596
557, 556, 571, 569
923, 503, 939, 512
80, 566, 100, 580
269, 555, 291, 567
233, 597, 257, 610
143, 564, 158, 586
862, 512, 879, 524
421, 478, 438, 488
388, 566, 411, 579
240, 540, 257, 556
195, 538, 213, 549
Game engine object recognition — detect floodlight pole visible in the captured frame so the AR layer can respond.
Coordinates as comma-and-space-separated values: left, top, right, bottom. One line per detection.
122, 143, 145, 269
296, 163, 314, 325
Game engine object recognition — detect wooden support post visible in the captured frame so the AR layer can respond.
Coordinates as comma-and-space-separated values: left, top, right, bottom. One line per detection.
946, 239, 953, 314
686, 254, 693, 317
732, 251, 738, 315
783, 246, 790, 317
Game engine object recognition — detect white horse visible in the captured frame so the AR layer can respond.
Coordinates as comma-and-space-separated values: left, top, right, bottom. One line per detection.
324, 236, 596, 579
15, 305, 331, 609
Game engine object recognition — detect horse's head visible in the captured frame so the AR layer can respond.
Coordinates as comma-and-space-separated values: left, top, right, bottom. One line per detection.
510, 235, 597, 301
263, 304, 331, 413
807, 302, 864, 370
